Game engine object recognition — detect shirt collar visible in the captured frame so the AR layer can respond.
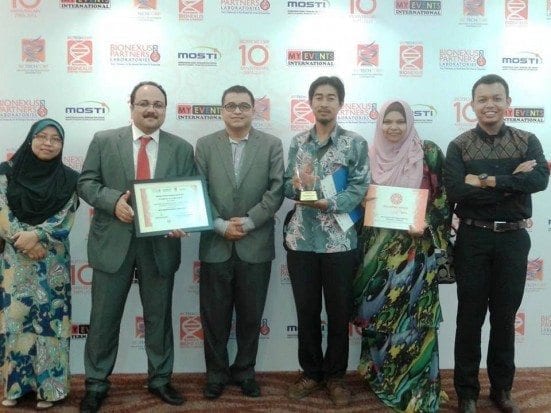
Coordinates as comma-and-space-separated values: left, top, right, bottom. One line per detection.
309, 123, 340, 146
228, 134, 249, 144
475, 123, 508, 140
132, 123, 160, 142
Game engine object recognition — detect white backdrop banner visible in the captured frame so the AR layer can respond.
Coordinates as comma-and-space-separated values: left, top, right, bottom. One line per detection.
0, 0, 549, 374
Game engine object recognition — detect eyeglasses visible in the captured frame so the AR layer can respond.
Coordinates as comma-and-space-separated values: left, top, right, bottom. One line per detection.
134, 101, 166, 110
33, 133, 62, 146
223, 102, 253, 112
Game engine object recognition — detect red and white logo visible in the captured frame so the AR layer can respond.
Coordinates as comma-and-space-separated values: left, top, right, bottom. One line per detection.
357, 43, 378, 67
399, 44, 423, 76
179, 0, 203, 20
22, 37, 45, 62
505, 0, 528, 22
515, 311, 525, 336
290, 98, 314, 130
135, 316, 145, 338
179, 314, 204, 348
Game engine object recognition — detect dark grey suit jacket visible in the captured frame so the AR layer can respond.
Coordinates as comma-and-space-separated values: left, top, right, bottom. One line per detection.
77, 125, 196, 275
195, 127, 284, 263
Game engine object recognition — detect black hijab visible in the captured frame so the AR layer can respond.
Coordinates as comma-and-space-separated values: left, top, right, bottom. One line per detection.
0, 118, 79, 225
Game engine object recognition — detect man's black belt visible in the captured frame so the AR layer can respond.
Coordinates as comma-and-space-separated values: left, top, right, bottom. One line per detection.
462, 218, 528, 232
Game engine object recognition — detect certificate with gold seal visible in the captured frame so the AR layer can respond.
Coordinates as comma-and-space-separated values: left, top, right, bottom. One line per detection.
363, 185, 428, 231
131, 177, 213, 237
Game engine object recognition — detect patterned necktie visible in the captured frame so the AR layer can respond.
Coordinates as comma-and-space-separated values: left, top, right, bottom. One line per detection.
136, 136, 152, 180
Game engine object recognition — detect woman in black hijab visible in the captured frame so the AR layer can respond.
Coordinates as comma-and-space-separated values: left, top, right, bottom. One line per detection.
0, 118, 79, 409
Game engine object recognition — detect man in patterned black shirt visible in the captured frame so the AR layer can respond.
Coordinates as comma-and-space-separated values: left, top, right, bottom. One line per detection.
444, 74, 549, 413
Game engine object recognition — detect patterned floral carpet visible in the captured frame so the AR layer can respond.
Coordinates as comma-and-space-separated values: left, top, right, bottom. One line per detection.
2, 369, 550, 412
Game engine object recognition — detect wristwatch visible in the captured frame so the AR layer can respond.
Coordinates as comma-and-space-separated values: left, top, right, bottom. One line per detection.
478, 173, 489, 188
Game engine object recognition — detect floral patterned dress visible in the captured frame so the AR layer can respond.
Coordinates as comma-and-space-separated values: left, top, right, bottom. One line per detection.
352, 141, 451, 412
0, 175, 78, 402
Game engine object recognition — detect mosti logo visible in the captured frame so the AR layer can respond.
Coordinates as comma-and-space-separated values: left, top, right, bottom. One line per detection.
515, 311, 525, 337
221, 0, 270, 14
11, 0, 42, 17
110, 44, 161, 66
287, 320, 326, 338
19, 37, 48, 74
337, 102, 378, 124
439, 49, 486, 70
179, 313, 204, 348
67, 37, 93, 73
60, 0, 110, 9
65, 101, 109, 121
290, 97, 314, 131
0, 99, 47, 121
240, 40, 270, 74
460, 0, 487, 27
177, 47, 220, 67
71, 323, 90, 338
287, 0, 330, 15
504, 107, 544, 123
395, 0, 442, 16
287, 50, 334, 67
505, 0, 528, 24
177, 103, 221, 120
179, 0, 203, 20
412, 103, 437, 123
501, 51, 542, 71
541, 315, 551, 336
349, 0, 377, 20
399, 43, 423, 77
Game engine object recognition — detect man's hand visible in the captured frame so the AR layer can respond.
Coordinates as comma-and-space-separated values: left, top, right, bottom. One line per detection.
224, 218, 247, 241
115, 191, 134, 223
465, 174, 480, 186
166, 229, 189, 238
13, 230, 39, 252
26, 243, 47, 260
298, 199, 329, 211
513, 159, 537, 174
408, 223, 427, 237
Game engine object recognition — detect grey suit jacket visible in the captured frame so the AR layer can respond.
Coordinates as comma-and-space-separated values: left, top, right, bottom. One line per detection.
196, 127, 284, 263
77, 125, 196, 275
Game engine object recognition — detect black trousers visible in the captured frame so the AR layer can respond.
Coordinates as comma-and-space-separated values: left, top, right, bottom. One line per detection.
453, 224, 530, 400
287, 249, 357, 382
199, 248, 271, 384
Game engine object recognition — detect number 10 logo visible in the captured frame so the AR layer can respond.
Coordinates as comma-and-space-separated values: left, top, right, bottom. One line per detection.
239, 42, 269, 67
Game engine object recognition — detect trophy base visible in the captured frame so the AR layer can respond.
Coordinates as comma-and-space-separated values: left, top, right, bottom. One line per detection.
299, 190, 318, 202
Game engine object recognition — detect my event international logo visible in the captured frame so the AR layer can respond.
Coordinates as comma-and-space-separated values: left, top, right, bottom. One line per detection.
0, 99, 48, 121
287, 0, 330, 15
337, 102, 378, 124
179, 0, 204, 21
177, 103, 221, 120
71, 323, 90, 339
395, 0, 442, 16
19, 37, 48, 74
11, 0, 42, 17
65, 101, 110, 121
290, 97, 314, 131
460, 0, 487, 27
504, 107, 544, 123
399, 43, 423, 77
67, 37, 93, 73
505, 0, 527, 25
439, 49, 486, 70
412, 103, 437, 123
501, 51, 542, 71
110, 44, 160, 66
240, 40, 269, 74
349, 0, 376, 21
179, 313, 204, 348
177, 47, 220, 67
287, 50, 334, 67
541, 315, 551, 336
60, 0, 110, 9
221, 0, 270, 14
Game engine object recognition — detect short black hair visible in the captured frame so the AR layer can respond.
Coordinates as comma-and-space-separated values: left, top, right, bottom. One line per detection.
308, 76, 345, 104
471, 74, 509, 100
130, 81, 167, 105
221, 85, 255, 106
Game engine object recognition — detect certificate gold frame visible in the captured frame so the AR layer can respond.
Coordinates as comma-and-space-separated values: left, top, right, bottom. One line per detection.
131, 177, 213, 237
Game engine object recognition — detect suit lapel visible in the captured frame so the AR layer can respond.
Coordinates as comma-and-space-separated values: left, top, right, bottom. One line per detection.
116, 126, 135, 183
155, 130, 172, 179
237, 128, 260, 188
214, 132, 237, 188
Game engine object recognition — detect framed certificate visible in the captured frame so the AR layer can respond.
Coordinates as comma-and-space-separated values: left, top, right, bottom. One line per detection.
131, 177, 213, 237
364, 185, 428, 231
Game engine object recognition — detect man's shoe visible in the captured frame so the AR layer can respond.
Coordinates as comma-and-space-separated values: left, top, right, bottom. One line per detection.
203, 382, 225, 399
287, 375, 323, 400
148, 383, 185, 406
239, 379, 260, 397
79, 391, 107, 413
490, 389, 520, 413
458, 398, 477, 413
326, 378, 351, 407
